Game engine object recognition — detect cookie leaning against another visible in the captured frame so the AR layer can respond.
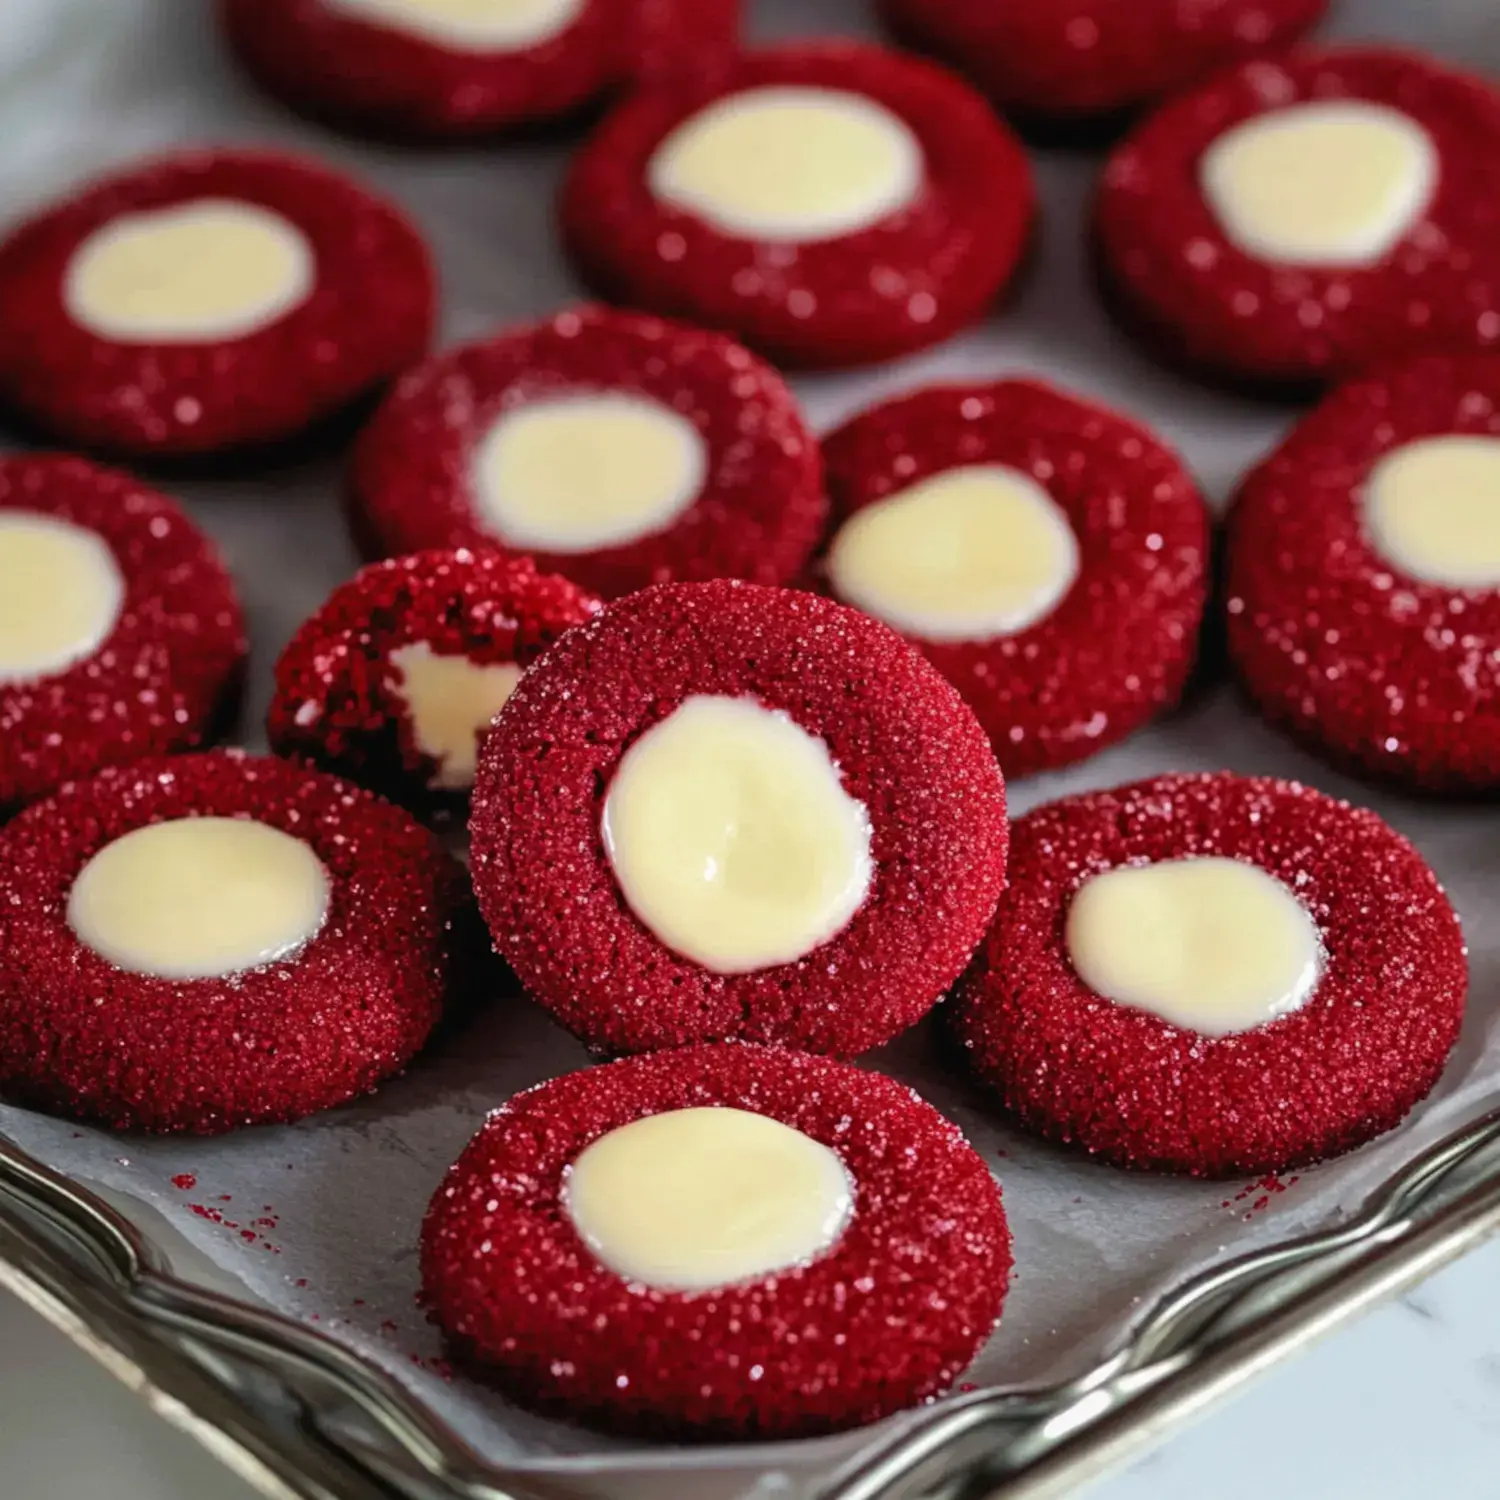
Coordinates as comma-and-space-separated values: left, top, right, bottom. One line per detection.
469, 579, 1009, 1058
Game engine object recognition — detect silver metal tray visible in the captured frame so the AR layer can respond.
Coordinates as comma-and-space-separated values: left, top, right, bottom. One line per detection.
5, 1, 1500, 1498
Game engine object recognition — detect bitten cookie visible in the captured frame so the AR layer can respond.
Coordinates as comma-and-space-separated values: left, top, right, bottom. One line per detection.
1227, 353, 1500, 791
0, 454, 244, 814
221, 0, 741, 140
469, 579, 1008, 1057
348, 305, 826, 598
880, 0, 1327, 129
268, 547, 598, 809
1095, 48, 1500, 391
0, 149, 434, 456
0, 751, 466, 1133
421, 1044, 1010, 1437
951, 772, 1467, 1177
816, 378, 1210, 777
561, 42, 1034, 368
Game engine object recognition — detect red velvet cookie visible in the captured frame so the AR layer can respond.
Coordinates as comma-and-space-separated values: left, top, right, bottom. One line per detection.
470, 579, 1008, 1057
880, 0, 1327, 128
0, 455, 244, 815
560, 42, 1035, 368
1095, 48, 1500, 391
348, 306, 826, 598
0, 751, 466, 1134
267, 547, 598, 810
421, 1043, 1010, 1437
814, 378, 1210, 778
0, 149, 434, 457
221, 0, 740, 140
1226, 353, 1500, 791
951, 772, 1467, 1177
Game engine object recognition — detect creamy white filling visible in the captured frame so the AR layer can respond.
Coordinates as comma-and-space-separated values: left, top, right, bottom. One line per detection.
564, 1106, 854, 1291
602, 694, 873, 974
647, 85, 924, 242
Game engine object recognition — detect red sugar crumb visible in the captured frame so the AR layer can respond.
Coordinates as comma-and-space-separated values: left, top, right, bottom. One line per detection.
951, 772, 1466, 1177
1228, 353, 1500, 792
0, 456, 244, 814
348, 305, 826, 601
253, 1217, 277, 1229
1095, 48, 1500, 391
421, 1044, 1010, 1439
295, 1279, 309, 1289
879, 0, 1325, 122
470, 579, 1008, 1057
0, 750, 467, 1134
170, 1174, 197, 1191
816, 379, 1209, 777
268, 548, 598, 811
0, 148, 433, 456
189, 1205, 223, 1224
561, 42, 1034, 369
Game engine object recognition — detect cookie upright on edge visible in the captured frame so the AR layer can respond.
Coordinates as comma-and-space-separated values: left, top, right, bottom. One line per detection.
422, 1044, 1011, 1437
469, 579, 1008, 1057
951, 773, 1467, 1177
1095, 48, 1500, 391
0, 149, 434, 457
561, 42, 1035, 368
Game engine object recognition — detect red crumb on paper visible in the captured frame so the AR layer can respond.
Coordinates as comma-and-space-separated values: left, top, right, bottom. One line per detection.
170, 1173, 196, 1190
188, 1204, 223, 1224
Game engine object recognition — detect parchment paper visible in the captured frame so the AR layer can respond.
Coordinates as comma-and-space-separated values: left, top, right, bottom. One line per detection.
3, 1, 1500, 1496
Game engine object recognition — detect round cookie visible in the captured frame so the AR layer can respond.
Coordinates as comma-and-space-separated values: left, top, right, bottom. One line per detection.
267, 547, 599, 810
880, 0, 1327, 131
421, 1043, 1010, 1437
0, 455, 244, 815
1226, 353, 1500, 792
560, 42, 1035, 369
0, 149, 434, 457
221, 0, 741, 140
815, 378, 1210, 778
0, 751, 465, 1133
348, 306, 826, 597
951, 772, 1467, 1177
469, 579, 1008, 1057
1094, 48, 1500, 391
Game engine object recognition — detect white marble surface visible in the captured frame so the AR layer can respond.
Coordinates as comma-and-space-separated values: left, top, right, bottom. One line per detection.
5, 1232, 1500, 1499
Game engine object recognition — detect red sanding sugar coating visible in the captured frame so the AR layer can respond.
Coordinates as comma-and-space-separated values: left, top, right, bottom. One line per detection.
0, 149, 434, 457
267, 547, 599, 808
348, 305, 826, 598
1094, 49, 1500, 391
817, 379, 1210, 778
220, 0, 741, 140
0, 751, 466, 1134
421, 1044, 1011, 1438
951, 773, 1467, 1177
1226, 354, 1500, 792
470, 580, 1009, 1057
0, 455, 245, 815
560, 42, 1035, 369
879, 0, 1327, 123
